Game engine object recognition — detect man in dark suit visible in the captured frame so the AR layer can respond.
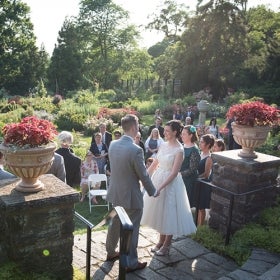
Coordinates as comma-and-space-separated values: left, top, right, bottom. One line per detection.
56, 131, 81, 187
184, 106, 195, 124
105, 114, 158, 273
147, 117, 164, 138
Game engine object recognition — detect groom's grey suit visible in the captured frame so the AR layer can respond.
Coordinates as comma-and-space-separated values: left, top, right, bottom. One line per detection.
106, 135, 156, 269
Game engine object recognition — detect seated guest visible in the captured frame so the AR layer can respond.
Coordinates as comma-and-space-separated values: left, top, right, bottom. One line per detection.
46, 152, 66, 182
113, 130, 122, 140
173, 108, 183, 121
184, 116, 192, 126
80, 150, 99, 202
0, 152, 16, 180
91, 123, 112, 149
56, 131, 81, 187
145, 128, 164, 159
90, 132, 108, 174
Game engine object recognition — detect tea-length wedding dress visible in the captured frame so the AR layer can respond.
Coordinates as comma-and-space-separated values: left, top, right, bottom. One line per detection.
141, 142, 196, 236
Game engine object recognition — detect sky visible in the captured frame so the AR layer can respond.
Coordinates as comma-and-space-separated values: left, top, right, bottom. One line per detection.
23, 0, 279, 55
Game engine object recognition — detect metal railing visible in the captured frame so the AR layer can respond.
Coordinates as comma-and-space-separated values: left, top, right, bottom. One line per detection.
74, 211, 94, 280
114, 206, 133, 280
74, 207, 133, 280
195, 179, 276, 245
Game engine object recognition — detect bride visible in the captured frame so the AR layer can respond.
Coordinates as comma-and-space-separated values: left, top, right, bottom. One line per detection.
141, 120, 196, 256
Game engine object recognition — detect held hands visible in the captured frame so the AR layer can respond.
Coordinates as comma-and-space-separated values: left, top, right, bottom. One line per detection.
153, 189, 160, 197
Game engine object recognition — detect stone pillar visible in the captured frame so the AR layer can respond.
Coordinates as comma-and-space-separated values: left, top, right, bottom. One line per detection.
209, 150, 280, 236
0, 174, 79, 278
197, 99, 209, 126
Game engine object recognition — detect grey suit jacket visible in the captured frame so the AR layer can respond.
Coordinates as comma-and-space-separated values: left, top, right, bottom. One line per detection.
106, 135, 156, 209
47, 153, 66, 182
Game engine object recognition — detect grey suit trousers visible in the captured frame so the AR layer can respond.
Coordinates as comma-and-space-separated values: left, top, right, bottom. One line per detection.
106, 208, 143, 269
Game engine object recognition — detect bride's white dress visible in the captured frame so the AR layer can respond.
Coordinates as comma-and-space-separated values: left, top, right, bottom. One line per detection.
141, 142, 196, 236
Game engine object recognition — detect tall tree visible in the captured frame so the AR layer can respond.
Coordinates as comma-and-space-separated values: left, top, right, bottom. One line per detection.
0, 0, 43, 95
78, 0, 139, 89
48, 18, 84, 93
176, 0, 248, 99
244, 5, 280, 83
146, 0, 189, 42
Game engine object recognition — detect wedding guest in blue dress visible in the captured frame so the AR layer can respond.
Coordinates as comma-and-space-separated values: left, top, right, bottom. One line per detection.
180, 125, 200, 207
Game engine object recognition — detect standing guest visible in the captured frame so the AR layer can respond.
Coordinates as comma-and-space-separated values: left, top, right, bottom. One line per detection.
205, 117, 220, 138
0, 152, 16, 180
196, 134, 215, 226
147, 117, 164, 139
80, 150, 99, 202
47, 152, 66, 182
134, 131, 145, 156
180, 125, 200, 207
144, 128, 164, 159
56, 131, 81, 187
184, 106, 195, 124
154, 109, 162, 120
90, 132, 108, 174
141, 120, 196, 256
105, 114, 157, 273
91, 123, 112, 150
226, 118, 241, 150
213, 139, 226, 152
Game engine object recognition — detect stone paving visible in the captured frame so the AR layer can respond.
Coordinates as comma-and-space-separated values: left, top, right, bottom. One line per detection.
73, 227, 239, 279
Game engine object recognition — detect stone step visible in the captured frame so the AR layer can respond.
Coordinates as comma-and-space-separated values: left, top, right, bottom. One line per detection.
217, 248, 280, 280
257, 263, 280, 279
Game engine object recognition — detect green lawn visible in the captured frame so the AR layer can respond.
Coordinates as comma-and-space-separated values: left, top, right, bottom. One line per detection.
74, 194, 109, 234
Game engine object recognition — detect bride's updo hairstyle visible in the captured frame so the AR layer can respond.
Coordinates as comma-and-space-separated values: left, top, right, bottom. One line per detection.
166, 120, 183, 138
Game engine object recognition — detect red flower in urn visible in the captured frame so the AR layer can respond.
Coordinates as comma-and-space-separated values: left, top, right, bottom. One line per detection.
2, 116, 58, 148
226, 101, 279, 127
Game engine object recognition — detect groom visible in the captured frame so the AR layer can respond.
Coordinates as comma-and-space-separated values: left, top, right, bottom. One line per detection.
105, 114, 158, 273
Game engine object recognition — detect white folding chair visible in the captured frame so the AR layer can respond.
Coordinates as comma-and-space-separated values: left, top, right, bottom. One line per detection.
88, 173, 110, 213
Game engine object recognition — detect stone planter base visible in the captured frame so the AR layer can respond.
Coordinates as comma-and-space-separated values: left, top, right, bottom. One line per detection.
231, 123, 270, 159
0, 143, 56, 193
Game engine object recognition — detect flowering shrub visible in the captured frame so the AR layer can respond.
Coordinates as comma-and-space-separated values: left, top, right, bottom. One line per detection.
2, 116, 58, 148
97, 107, 140, 124
226, 101, 279, 127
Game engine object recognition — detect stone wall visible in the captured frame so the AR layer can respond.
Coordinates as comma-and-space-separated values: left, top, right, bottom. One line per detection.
209, 150, 280, 236
0, 174, 79, 278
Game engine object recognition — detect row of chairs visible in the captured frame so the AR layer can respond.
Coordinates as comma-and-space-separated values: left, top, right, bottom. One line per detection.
88, 173, 110, 213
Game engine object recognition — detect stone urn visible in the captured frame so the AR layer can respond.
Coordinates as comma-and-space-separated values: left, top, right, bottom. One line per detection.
231, 122, 271, 159
197, 99, 209, 126
0, 143, 56, 192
